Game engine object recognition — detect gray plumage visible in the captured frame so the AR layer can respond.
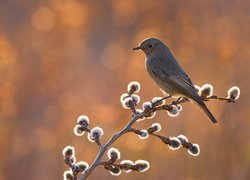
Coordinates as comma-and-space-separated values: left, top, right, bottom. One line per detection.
133, 38, 217, 124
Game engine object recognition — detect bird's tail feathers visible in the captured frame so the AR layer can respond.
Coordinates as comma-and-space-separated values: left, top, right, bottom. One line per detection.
198, 100, 218, 124
193, 96, 218, 124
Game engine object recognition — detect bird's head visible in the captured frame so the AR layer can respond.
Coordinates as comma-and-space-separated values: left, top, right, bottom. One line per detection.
132, 38, 166, 56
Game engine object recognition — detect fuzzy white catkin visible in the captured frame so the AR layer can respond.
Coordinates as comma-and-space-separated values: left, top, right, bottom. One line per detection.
177, 104, 182, 111
73, 124, 84, 136
76, 161, 89, 173
88, 127, 104, 142
135, 109, 145, 121
188, 144, 200, 156
131, 94, 140, 104
151, 123, 161, 132
109, 166, 122, 176
62, 146, 75, 157
127, 81, 141, 93
121, 97, 132, 109
87, 132, 95, 142
168, 137, 181, 150
200, 84, 213, 97
167, 105, 179, 117
135, 160, 150, 172
120, 160, 134, 173
138, 130, 149, 139
120, 93, 129, 103
228, 86, 240, 100
177, 134, 188, 144
77, 115, 89, 125
107, 147, 121, 160
90, 127, 104, 138
142, 101, 152, 110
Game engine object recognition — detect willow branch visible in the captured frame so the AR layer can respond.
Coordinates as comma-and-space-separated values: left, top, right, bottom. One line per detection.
80, 113, 142, 180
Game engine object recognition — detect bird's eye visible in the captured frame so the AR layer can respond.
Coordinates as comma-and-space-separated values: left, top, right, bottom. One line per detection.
148, 44, 153, 48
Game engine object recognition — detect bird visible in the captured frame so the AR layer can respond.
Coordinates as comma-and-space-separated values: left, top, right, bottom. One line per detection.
132, 38, 218, 124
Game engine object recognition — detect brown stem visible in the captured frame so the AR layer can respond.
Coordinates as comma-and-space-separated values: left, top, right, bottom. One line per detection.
79, 93, 236, 179
206, 95, 235, 103
80, 113, 142, 180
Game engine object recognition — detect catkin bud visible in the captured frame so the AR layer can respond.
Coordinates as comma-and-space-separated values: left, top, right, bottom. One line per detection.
177, 134, 188, 144
127, 81, 140, 93
62, 146, 75, 158
138, 130, 149, 139
135, 160, 150, 173
73, 124, 85, 136
142, 102, 152, 110
120, 93, 129, 102
120, 160, 134, 173
188, 144, 200, 156
167, 105, 180, 117
149, 123, 161, 133
107, 147, 121, 161
142, 102, 155, 119
227, 86, 240, 100
109, 166, 122, 176
77, 115, 89, 126
131, 94, 140, 105
200, 84, 213, 98
121, 97, 132, 109
76, 161, 89, 173
177, 104, 182, 111
88, 127, 104, 142
168, 137, 181, 150
135, 109, 145, 121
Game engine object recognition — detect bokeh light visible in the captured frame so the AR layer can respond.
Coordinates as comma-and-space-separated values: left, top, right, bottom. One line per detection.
31, 7, 55, 32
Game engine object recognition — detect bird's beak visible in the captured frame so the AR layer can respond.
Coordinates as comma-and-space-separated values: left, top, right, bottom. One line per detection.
132, 46, 141, 50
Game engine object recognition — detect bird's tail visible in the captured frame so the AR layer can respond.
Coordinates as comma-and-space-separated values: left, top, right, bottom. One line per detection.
190, 94, 218, 124
196, 99, 218, 124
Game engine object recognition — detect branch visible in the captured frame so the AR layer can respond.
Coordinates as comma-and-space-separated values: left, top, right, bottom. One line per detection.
80, 113, 142, 179
62, 82, 240, 180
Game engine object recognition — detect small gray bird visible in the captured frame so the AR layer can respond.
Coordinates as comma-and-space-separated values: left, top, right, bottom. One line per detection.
133, 38, 218, 124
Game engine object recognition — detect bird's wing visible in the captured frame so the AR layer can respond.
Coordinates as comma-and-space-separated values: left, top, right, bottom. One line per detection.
154, 57, 199, 98
157, 61, 218, 124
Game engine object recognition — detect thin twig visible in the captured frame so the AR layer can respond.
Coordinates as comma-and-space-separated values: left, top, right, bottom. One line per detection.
206, 95, 235, 103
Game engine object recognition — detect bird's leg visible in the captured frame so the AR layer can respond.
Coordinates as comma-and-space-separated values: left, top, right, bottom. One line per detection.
171, 97, 183, 105
172, 97, 190, 106
152, 95, 171, 106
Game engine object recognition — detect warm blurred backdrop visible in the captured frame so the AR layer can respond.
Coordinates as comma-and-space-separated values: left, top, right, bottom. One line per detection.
0, 0, 249, 179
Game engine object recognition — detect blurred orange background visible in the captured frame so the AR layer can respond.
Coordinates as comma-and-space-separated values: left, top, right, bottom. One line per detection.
0, 0, 249, 179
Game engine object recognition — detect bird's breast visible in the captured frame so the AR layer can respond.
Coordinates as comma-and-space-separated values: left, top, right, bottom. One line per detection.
146, 58, 173, 95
